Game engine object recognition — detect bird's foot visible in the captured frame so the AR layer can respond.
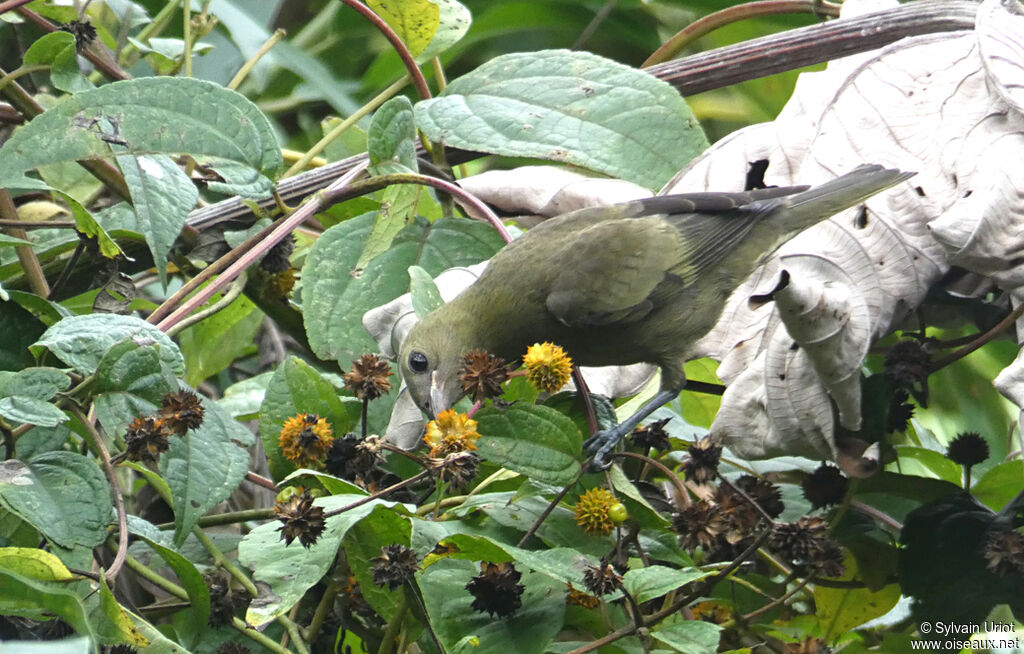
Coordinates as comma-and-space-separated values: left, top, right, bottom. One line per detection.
583, 426, 629, 470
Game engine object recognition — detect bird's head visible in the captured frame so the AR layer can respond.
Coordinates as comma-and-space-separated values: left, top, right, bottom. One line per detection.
398, 311, 468, 418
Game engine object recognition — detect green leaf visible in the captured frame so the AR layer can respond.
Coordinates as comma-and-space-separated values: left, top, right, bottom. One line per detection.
94, 337, 178, 405
238, 494, 402, 627
179, 292, 262, 387
217, 371, 271, 420
607, 465, 671, 529
476, 404, 582, 485
368, 96, 417, 173
0, 299, 47, 372
258, 356, 361, 481
302, 213, 505, 366
409, 265, 443, 317
23, 31, 91, 94
650, 618, 721, 653
0, 77, 282, 191
815, 554, 900, 642
161, 397, 254, 547
0, 396, 68, 427
895, 446, 963, 485
418, 0, 471, 62
367, 0, 441, 58
343, 505, 412, 621
131, 531, 211, 631
622, 565, 710, 604
0, 233, 32, 247
0, 546, 75, 581
418, 558, 565, 654
60, 192, 123, 258
355, 181, 422, 272
117, 154, 199, 285
0, 367, 70, 400
0, 452, 111, 549
415, 49, 707, 189
0, 568, 95, 639
972, 459, 1024, 511
32, 314, 184, 376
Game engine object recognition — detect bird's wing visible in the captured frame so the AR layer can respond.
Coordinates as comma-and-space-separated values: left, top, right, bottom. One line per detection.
545, 188, 806, 328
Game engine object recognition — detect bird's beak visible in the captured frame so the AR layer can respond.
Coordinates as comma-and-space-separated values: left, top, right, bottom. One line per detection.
428, 371, 449, 418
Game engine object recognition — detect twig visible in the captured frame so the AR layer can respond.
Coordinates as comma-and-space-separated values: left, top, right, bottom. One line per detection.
930, 302, 1024, 371
323, 470, 431, 518
643, 0, 839, 67
229, 28, 286, 90
152, 161, 370, 331
246, 470, 278, 490
70, 405, 128, 580
517, 471, 581, 548
165, 276, 246, 337
0, 189, 49, 297
338, 0, 432, 100
322, 170, 513, 243
566, 528, 773, 654
614, 451, 689, 509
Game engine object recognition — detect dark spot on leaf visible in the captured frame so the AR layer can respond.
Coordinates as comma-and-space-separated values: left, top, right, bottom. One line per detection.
915, 186, 926, 197
745, 159, 770, 190
854, 206, 868, 228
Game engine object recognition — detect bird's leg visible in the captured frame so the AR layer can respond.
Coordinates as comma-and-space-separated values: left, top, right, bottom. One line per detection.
584, 388, 680, 469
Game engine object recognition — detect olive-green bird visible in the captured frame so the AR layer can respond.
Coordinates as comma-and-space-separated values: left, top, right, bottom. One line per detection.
399, 164, 913, 467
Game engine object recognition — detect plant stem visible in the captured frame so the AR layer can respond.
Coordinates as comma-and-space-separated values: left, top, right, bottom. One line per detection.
192, 526, 259, 596
644, 0, 839, 67
229, 28, 286, 90
338, 0, 431, 100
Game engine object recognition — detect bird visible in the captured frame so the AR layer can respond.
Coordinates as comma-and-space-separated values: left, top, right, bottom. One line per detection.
399, 164, 913, 468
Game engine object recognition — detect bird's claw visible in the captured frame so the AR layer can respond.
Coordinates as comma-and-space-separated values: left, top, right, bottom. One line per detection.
584, 427, 628, 470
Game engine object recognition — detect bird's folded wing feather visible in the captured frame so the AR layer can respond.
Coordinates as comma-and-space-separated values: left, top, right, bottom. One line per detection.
544, 190, 800, 328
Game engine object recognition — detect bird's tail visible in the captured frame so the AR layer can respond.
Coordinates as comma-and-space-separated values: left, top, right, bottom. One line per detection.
777, 164, 915, 229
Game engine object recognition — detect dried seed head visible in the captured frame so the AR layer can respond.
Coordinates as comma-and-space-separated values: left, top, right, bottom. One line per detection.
682, 435, 722, 485
459, 349, 509, 402
945, 432, 990, 467
124, 416, 172, 464
466, 562, 525, 618
274, 489, 326, 548
344, 354, 393, 401
159, 389, 205, 436
582, 560, 623, 597
428, 451, 481, 489
629, 417, 672, 452
371, 543, 420, 590
884, 340, 930, 389
801, 464, 849, 510
983, 528, 1024, 577
734, 474, 785, 518
674, 500, 725, 553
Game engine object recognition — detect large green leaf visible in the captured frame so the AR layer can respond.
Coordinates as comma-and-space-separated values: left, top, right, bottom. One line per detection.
415, 49, 707, 189
0, 300, 47, 372
476, 404, 582, 485
302, 213, 505, 365
622, 565, 711, 604
160, 397, 254, 546
237, 494, 402, 627
418, 558, 565, 654
814, 554, 900, 642
127, 518, 211, 631
650, 618, 721, 654
116, 154, 199, 286
0, 452, 111, 549
0, 77, 282, 191
32, 314, 184, 376
178, 292, 263, 387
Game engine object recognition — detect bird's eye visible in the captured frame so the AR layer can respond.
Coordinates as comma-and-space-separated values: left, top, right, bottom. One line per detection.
408, 351, 429, 374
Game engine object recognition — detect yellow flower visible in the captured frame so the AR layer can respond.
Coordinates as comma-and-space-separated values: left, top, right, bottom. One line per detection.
424, 409, 481, 457
574, 487, 618, 536
280, 413, 335, 469
523, 342, 573, 393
